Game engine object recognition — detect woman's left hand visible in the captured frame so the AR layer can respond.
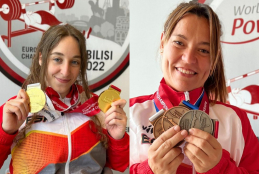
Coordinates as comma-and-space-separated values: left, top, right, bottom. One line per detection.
105, 99, 127, 140
183, 128, 222, 173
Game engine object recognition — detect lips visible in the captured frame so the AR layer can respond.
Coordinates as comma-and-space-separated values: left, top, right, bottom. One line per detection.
176, 67, 196, 75
55, 77, 71, 83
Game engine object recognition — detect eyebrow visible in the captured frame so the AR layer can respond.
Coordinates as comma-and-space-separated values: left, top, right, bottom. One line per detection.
173, 34, 210, 46
50, 52, 81, 59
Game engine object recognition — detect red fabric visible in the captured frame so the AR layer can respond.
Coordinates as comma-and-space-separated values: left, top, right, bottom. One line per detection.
130, 159, 193, 174
155, 78, 203, 109
0, 97, 17, 169
45, 84, 79, 111
130, 159, 153, 174
45, 84, 100, 116
105, 129, 129, 172
110, 85, 121, 92
153, 78, 209, 114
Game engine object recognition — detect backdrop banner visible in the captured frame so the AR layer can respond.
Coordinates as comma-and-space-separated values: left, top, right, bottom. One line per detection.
0, 0, 129, 92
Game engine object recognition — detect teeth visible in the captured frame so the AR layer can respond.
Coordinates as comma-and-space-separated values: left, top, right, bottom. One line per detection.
177, 67, 195, 75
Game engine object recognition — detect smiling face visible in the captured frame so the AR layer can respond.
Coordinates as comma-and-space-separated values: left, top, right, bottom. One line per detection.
161, 14, 211, 92
40, 36, 81, 98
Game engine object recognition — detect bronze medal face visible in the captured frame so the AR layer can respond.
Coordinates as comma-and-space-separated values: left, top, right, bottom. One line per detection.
162, 106, 189, 131
153, 116, 164, 139
179, 110, 214, 135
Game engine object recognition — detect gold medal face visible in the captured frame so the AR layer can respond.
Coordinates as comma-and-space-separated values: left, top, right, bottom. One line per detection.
98, 89, 120, 113
26, 88, 46, 113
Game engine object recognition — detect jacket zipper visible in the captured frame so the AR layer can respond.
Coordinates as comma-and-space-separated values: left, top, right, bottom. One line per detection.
64, 114, 72, 174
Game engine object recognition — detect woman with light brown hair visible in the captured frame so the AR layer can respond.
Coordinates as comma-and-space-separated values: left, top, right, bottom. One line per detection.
130, 1, 259, 174
0, 24, 129, 174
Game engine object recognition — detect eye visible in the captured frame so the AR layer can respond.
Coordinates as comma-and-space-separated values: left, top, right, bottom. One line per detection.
173, 41, 184, 46
71, 60, 81, 65
53, 58, 62, 63
199, 49, 210, 54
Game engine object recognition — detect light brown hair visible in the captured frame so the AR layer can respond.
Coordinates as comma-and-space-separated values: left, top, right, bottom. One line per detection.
19, 24, 108, 147
162, 1, 227, 103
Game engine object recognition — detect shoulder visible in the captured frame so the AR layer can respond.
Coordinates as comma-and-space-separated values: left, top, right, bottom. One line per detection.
130, 94, 155, 107
214, 101, 247, 117
211, 101, 252, 133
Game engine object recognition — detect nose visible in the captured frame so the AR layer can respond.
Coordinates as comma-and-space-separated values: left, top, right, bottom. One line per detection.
181, 48, 197, 64
60, 61, 70, 77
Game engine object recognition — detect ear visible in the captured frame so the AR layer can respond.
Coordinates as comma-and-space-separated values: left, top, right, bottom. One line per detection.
160, 32, 164, 53
39, 52, 42, 66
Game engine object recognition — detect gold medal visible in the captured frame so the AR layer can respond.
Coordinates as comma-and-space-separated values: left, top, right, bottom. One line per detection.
26, 83, 46, 113
98, 85, 121, 113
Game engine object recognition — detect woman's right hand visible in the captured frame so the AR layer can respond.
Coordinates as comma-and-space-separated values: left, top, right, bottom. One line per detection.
148, 125, 188, 174
2, 89, 30, 134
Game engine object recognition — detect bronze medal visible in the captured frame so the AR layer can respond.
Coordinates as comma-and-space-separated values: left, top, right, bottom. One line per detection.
162, 106, 190, 131
153, 116, 164, 139
179, 110, 214, 135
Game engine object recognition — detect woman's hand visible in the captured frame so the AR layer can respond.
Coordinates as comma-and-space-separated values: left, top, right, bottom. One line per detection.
184, 128, 222, 173
105, 99, 127, 140
2, 89, 30, 134
148, 125, 188, 174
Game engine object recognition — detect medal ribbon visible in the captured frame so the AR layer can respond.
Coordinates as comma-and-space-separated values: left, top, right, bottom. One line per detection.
45, 84, 100, 117
154, 78, 209, 114
68, 94, 100, 116
45, 84, 79, 112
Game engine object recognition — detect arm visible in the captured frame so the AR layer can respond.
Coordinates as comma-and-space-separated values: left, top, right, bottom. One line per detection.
201, 109, 259, 174
0, 90, 29, 168
130, 126, 187, 174
105, 130, 129, 172
197, 149, 259, 174
186, 108, 259, 174
104, 99, 129, 171
130, 160, 193, 174
0, 102, 17, 168
130, 159, 154, 174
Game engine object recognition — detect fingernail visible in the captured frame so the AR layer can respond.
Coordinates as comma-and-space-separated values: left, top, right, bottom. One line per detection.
181, 130, 187, 136
189, 128, 193, 134
173, 125, 180, 131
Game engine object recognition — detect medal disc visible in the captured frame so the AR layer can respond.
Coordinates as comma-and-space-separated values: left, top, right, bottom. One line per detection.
153, 116, 164, 139
179, 110, 214, 135
98, 89, 120, 113
26, 88, 46, 113
162, 106, 189, 131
